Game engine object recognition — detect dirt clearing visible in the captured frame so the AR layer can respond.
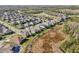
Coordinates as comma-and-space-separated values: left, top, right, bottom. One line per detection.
27, 25, 65, 53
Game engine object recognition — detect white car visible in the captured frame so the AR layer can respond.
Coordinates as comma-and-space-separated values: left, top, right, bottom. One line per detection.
39, 25, 46, 30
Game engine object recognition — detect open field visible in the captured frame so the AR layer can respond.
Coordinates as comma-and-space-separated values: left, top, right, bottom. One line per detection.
60, 16, 79, 53
26, 24, 65, 53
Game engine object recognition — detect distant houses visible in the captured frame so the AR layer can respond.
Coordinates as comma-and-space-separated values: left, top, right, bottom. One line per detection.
0, 24, 14, 35
0, 10, 69, 37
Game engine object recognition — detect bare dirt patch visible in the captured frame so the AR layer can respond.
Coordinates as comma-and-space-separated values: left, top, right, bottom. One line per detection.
30, 25, 65, 53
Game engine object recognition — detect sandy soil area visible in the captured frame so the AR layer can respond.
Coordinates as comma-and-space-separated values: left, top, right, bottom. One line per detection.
31, 25, 65, 53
